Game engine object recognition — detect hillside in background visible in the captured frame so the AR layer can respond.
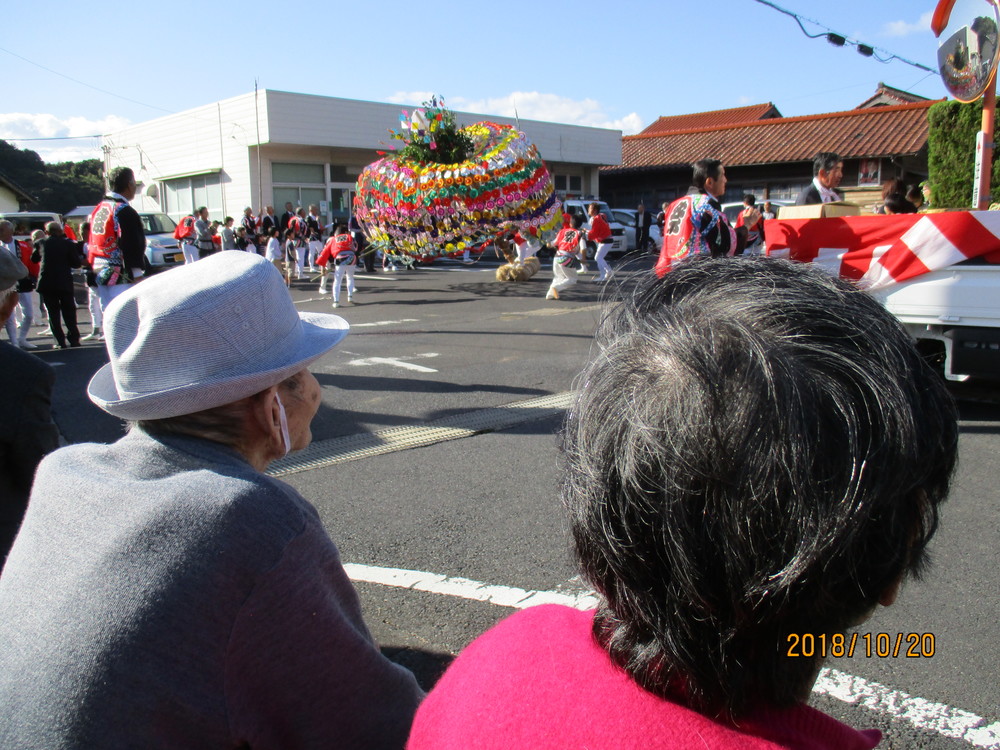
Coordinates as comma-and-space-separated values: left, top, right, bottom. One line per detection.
1, 140, 104, 214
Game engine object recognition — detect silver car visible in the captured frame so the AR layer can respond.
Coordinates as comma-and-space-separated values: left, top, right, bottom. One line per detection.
139, 212, 182, 271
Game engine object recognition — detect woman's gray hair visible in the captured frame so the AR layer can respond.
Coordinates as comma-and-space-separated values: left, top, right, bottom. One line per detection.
563, 256, 957, 718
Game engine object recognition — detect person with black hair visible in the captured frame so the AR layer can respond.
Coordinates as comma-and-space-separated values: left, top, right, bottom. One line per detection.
653, 159, 757, 275
408, 256, 958, 749
884, 192, 918, 215
86, 166, 146, 310
545, 214, 586, 300
795, 152, 844, 205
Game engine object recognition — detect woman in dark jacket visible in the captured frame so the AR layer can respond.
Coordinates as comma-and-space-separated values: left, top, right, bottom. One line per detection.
31, 222, 82, 348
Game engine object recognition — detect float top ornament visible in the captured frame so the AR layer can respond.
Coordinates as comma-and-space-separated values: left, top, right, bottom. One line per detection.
354, 96, 562, 258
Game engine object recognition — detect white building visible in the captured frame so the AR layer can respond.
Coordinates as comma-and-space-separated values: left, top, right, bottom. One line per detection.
103, 90, 623, 226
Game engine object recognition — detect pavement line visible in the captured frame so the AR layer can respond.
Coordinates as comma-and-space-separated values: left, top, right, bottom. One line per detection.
501, 303, 605, 318
352, 318, 420, 328
345, 562, 1000, 749
344, 563, 599, 611
266, 391, 575, 477
348, 354, 439, 373
813, 669, 1000, 748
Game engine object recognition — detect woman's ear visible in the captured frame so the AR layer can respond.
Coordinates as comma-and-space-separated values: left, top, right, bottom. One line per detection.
249, 387, 283, 451
879, 575, 903, 607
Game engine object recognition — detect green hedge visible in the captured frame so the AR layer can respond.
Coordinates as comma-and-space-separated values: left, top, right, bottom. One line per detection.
927, 99, 1000, 208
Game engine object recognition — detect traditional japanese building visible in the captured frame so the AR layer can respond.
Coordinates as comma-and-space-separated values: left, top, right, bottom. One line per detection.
601, 87, 938, 211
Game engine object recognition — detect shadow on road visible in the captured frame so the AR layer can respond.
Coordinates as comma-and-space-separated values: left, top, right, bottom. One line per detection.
381, 646, 454, 691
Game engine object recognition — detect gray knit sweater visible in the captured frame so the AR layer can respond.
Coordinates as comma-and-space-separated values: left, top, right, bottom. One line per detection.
0, 428, 422, 749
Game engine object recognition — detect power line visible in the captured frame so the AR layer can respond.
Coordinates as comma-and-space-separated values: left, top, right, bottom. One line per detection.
751, 0, 936, 73
0, 45, 173, 114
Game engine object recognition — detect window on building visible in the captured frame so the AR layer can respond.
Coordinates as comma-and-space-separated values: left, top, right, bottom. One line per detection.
554, 174, 584, 196
162, 173, 222, 222
272, 163, 325, 184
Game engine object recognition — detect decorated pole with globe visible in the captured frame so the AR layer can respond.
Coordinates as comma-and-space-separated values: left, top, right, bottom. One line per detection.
354, 97, 562, 260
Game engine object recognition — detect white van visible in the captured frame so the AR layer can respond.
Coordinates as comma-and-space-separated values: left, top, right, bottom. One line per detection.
0, 212, 64, 241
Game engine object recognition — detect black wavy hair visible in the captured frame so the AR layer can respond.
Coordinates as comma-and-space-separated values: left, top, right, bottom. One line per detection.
561, 256, 957, 719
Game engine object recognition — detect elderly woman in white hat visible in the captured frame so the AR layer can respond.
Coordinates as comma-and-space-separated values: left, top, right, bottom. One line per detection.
0, 252, 423, 748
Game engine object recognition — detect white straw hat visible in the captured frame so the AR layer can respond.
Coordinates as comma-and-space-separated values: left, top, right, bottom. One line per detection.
88, 252, 348, 420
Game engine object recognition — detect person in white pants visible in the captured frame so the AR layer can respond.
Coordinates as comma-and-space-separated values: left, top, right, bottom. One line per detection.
317, 225, 357, 307
306, 206, 324, 271
587, 203, 614, 282
546, 216, 586, 300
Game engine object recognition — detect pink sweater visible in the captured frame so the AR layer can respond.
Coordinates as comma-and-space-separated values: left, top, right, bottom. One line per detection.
407, 605, 880, 750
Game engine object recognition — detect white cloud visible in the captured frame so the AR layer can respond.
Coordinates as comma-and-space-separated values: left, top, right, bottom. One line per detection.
0, 113, 131, 163
883, 11, 934, 37
387, 90, 644, 134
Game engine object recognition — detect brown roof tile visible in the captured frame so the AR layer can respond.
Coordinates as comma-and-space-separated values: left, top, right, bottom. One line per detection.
610, 101, 940, 172
856, 82, 931, 108
639, 103, 781, 135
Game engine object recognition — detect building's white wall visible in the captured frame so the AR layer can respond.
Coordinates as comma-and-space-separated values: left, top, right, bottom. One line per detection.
263, 90, 622, 167
103, 89, 622, 218
104, 91, 268, 217
0, 186, 20, 213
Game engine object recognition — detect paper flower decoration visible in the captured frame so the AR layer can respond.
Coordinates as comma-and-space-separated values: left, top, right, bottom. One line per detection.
354, 101, 561, 258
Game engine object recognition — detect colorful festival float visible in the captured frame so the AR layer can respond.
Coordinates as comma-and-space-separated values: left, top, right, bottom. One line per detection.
353, 97, 560, 281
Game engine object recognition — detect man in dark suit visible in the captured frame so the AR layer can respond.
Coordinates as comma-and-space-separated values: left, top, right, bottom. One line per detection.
31, 223, 82, 348
795, 152, 844, 205
280, 202, 296, 232
260, 205, 278, 240
0, 249, 59, 566
635, 202, 653, 251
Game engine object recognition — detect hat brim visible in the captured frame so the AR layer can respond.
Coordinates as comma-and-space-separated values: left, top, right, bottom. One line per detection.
87, 311, 349, 420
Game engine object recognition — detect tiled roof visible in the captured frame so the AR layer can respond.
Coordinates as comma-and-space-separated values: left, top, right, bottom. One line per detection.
856, 82, 930, 109
639, 103, 781, 135
609, 100, 939, 173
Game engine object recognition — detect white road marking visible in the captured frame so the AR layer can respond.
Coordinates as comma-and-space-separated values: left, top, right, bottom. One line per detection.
343, 563, 599, 611
352, 318, 419, 328
347, 353, 439, 373
814, 669, 1000, 748
345, 562, 1000, 749
501, 303, 604, 318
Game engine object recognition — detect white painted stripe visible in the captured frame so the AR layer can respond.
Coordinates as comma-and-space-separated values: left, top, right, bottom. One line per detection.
345, 562, 1000, 748
352, 318, 419, 328
343, 563, 600, 611
815, 668, 1000, 748
347, 353, 439, 373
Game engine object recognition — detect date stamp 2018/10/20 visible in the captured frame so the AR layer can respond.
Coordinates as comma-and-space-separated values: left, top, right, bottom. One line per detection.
786, 632, 936, 658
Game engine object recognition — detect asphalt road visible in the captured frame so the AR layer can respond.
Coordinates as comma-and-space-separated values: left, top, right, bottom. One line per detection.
24, 253, 1000, 749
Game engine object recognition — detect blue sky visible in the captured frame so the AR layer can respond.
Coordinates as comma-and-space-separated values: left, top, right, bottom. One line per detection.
3, 0, 950, 162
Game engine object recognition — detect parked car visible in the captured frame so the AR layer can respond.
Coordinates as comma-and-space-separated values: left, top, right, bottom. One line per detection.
0, 211, 64, 241
138, 212, 182, 271
610, 208, 662, 252
559, 199, 627, 258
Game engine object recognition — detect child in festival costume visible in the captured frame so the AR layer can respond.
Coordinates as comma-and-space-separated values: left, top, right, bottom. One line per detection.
316, 224, 358, 308
545, 215, 585, 300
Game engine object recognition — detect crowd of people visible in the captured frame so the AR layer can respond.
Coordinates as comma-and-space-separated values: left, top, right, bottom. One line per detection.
175, 200, 385, 308
0, 158, 962, 748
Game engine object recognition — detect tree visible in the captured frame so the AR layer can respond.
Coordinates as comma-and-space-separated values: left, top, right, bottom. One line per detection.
0, 140, 105, 214
927, 100, 1000, 208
